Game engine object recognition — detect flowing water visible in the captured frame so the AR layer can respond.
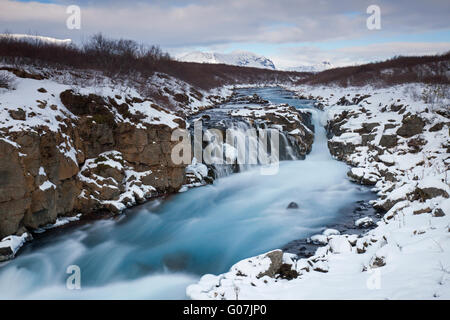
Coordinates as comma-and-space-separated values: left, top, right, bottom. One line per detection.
0, 87, 373, 299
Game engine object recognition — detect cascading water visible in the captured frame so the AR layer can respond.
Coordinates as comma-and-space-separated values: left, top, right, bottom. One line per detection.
0, 87, 375, 299
200, 120, 298, 179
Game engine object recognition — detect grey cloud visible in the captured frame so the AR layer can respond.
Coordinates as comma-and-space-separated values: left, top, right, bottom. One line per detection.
1, 0, 449, 47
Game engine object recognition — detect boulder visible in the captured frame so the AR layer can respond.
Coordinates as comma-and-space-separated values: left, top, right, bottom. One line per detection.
287, 202, 299, 209
257, 250, 283, 278
433, 208, 446, 217
379, 135, 398, 148
396, 115, 425, 138
8, 108, 26, 121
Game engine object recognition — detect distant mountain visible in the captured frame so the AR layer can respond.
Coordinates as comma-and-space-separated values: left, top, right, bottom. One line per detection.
286, 61, 334, 73
179, 51, 276, 70
0, 33, 72, 45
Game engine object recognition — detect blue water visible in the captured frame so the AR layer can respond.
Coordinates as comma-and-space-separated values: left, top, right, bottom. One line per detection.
0, 87, 367, 299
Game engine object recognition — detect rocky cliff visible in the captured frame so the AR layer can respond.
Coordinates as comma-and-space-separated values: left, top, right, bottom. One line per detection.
0, 67, 212, 254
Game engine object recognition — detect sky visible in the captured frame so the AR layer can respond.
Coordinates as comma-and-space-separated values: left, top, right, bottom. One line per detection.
0, 0, 449, 69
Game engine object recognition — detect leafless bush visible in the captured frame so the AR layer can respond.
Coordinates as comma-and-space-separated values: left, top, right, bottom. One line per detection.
0, 71, 15, 89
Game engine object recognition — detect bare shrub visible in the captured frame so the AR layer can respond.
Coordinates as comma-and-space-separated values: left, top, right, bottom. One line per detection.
0, 71, 15, 89
0, 33, 309, 90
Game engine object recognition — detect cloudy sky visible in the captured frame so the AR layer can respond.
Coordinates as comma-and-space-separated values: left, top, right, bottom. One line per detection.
1, 0, 449, 69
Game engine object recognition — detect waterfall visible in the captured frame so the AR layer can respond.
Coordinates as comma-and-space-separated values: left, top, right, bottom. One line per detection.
0, 86, 376, 300
197, 120, 299, 179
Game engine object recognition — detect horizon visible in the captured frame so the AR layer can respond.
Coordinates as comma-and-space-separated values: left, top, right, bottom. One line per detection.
0, 0, 449, 69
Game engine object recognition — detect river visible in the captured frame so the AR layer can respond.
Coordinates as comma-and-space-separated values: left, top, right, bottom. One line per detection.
0, 87, 375, 299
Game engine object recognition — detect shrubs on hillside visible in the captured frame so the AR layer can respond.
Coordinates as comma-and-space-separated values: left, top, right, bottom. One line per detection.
301, 53, 450, 87
0, 33, 170, 77
1, 32, 448, 90
0, 33, 307, 90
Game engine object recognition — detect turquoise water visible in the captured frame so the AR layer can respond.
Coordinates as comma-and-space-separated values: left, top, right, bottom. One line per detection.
0, 87, 368, 299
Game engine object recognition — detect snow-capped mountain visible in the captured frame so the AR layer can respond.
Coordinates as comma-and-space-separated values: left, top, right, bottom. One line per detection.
287, 61, 334, 73
179, 51, 276, 70
0, 33, 72, 45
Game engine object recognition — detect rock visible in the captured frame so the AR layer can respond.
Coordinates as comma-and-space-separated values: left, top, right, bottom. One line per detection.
355, 122, 379, 134
429, 122, 445, 132
347, 168, 378, 185
327, 140, 356, 161
414, 187, 449, 201
37, 87, 47, 93
287, 202, 299, 209
370, 256, 386, 268
0, 246, 13, 262
337, 96, 352, 106
278, 263, 299, 280
257, 250, 283, 278
407, 137, 426, 153
0, 88, 187, 243
396, 115, 425, 138
433, 208, 446, 217
379, 135, 398, 148
361, 134, 376, 146
8, 108, 26, 121
413, 207, 432, 215
355, 217, 375, 228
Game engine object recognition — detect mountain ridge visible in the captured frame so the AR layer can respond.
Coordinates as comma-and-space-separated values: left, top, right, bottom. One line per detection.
179, 51, 276, 70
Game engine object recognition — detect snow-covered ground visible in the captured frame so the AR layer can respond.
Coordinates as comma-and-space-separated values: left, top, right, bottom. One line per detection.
187, 83, 450, 300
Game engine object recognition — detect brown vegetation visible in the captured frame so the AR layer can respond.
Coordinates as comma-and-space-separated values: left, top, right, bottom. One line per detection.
0, 33, 309, 90
1, 33, 448, 89
300, 53, 450, 87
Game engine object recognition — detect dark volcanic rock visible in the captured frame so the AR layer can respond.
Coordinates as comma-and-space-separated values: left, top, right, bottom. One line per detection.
379, 135, 398, 148
396, 115, 425, 138
429, 122, 446, 132
287, 202, 299, 209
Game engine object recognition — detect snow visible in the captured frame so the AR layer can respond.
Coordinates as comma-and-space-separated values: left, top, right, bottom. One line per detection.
286, 61, 334, 73
39, 180, 56, 191
0, 233, 29, 259
179, 51, 276, 70
328, 237, 352, 254
34, 214, 82, 233
355, 217, 374, 227
0, 33, 72, 45
323, 228, 340, 236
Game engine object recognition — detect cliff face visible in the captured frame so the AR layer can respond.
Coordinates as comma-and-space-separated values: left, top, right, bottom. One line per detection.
0, 69, 192, 240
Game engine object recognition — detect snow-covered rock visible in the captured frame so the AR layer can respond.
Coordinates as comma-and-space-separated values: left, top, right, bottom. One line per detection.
0, 233, 30, 262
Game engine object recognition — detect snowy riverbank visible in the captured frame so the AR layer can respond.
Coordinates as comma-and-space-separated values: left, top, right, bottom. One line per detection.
187, 83, 450, 299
